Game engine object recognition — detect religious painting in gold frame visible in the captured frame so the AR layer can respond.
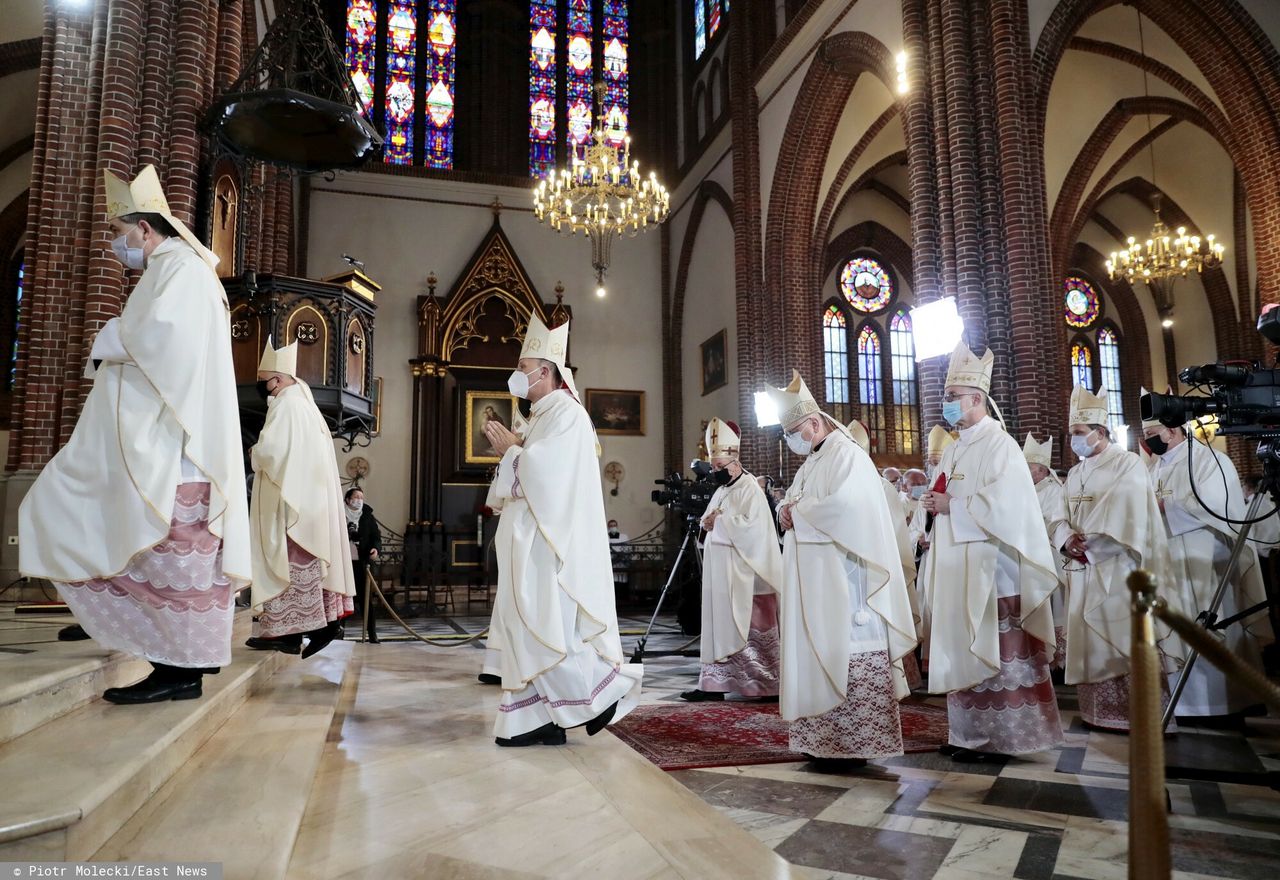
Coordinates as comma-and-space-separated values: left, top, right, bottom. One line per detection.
586, 388, 645, 436
463, 389, 518, 464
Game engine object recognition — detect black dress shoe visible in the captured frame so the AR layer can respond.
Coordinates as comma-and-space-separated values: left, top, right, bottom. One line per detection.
58, 624, 91, 641
803, 754, 868, 772
478, 673, 501, 685
301, 621, 342, 659
938, 744, 962, 756
950, 748, 1010, 764
245, 636, 301, 655
586, 701, 618, 736
755, 695, 780, 703
496, 723, 567, 747
367, 633, 380, 645
679, 689, 724, 702
103, 677, 202, 704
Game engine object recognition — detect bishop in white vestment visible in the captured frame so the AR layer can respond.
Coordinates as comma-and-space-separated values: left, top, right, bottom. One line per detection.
768, 372, 917, 767
1143, 421, 1273, 717
246, 340, 355, 658
483, 315, 642, 746
1050, 387, 1183, 731
684, 418, 783, 701
20, 166, 250, 703
1025, 434, 1069, 671
917, 345, 1062, 760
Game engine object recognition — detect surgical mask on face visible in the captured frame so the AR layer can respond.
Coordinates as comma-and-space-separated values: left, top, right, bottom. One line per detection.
256, 379, 273, 401
111, 229, 145, 270
1144, 435, 1169, 457
507, 368, 541, 399
1070, 431, 1098, 459
942, 399, 965, 426
910, 484, 927, 500
347, 500, 363, 514
785, 426, 813, 456
712, 467, 732, 486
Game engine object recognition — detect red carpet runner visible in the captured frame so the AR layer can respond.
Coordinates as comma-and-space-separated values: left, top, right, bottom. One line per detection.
609, 699, 949, 771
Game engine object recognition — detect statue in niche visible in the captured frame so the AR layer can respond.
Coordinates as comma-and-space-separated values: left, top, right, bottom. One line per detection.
212, 173, 238, 278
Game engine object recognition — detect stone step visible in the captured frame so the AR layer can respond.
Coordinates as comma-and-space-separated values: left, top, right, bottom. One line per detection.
93, 642, 355, 879
0, 630, 286, 861
0, 609, 255, 746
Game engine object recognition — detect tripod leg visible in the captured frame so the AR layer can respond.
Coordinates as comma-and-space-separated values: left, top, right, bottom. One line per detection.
632, 527, 695, 663
1162, 490, 1264, 729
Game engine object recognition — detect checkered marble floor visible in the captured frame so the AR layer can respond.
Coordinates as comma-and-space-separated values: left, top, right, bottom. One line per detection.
388, 612, 1280, 880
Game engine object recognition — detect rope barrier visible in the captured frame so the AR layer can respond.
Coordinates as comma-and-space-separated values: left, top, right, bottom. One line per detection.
361, 570, 489, 647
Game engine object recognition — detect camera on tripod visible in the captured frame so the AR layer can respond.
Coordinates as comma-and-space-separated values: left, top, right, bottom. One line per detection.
1141, 305, 1280, 436
651, 460, 717, 520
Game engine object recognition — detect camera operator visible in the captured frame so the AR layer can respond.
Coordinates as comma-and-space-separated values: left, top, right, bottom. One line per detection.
1142, 418, 1272, 721
680, 419, 783, 703
345, 487, 382, 644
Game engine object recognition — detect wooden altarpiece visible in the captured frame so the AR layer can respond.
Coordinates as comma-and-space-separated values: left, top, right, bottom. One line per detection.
404, 213, 572, 593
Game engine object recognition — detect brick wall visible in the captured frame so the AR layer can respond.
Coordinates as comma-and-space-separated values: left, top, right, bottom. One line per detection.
8, 0, 253, 473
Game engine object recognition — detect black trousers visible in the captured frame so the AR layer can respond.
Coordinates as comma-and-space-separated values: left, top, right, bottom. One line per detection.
353, 560, 378, 638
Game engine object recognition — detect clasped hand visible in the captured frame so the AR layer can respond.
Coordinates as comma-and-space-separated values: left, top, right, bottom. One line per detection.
920, 490, 951, 514
483, 420, 520, 456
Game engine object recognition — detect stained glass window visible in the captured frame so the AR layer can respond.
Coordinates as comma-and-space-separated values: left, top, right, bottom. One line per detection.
1097, 326, 1124, 436
693, 0, 706, 58
566, 0, 594, 154
858, 325, 881, 405
602, 0, 628, 147
10, 259, 22, 391
1064, 276, 1100, 328
890, 310, 919, 454
840, 257, 893, 314
346, 0, 377, 115
1071, 341, 1092, 388
383, 1, 417, 165
529, 0, 557, 177
423, 1, 456, 169
823, 305, 848, 405
707, 0, 722, 42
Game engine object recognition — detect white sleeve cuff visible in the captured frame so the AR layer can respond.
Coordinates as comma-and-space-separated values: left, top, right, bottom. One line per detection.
90, 318, 131, 363
948, 498, 986, 543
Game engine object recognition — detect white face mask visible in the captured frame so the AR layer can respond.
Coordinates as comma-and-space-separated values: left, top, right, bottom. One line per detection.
1070, 431, 1098, 459
111, 228, 145, 270
507, 367, 542, 399
785, 424, 814, 456
910, 484, 927, 500
347, 500, 363, 513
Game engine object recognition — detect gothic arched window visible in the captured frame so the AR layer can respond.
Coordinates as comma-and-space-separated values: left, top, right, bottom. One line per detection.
858, 324, 881, 405
345, 0, 457, 169
823, 304, 848, 405
531, 0, 630, 176
1097, 325, 1124, 435
692, 0, 726, 60
889, 309, 919, 455
1071, 339, 1093, 389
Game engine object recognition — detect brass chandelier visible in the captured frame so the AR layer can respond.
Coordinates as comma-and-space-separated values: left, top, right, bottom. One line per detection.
532, 83, 669, 298
1104, 10, 1223, 323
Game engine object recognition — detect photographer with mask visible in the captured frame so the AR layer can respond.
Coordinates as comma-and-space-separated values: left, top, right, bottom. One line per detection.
345, 487, 383, 643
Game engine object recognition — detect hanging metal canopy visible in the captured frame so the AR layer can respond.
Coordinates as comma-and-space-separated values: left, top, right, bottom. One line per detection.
204, 0, 382, 172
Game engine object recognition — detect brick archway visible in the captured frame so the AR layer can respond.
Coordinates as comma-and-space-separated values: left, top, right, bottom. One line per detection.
1033, 0, 1280, 311
764, 30, 896, 401
823, 221, 914, 291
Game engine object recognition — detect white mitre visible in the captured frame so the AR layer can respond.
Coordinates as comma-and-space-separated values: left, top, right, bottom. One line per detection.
104, 164, 219, 270
927, 424, 954, 458
944, 341, 994, 393
520, 313, 578, 399
764, 369, 851, 439
847, 418, 871, 454
259, 336, 299, 379
705, 417, 740, 459
1069, 385, 1109, 427
1022, 432, 1053, 466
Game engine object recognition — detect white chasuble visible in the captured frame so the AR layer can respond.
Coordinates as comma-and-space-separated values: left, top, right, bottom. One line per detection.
778, 431, 917, 721
1150, 440, 1272, 712
20, 238, 250, 585
489, 390, 641, 733
918, 417, 1059, 693
1035, 476, 1070, 628
1050, 442, 1180, 684
249, 381, 355, 608
700, 470, 784, 664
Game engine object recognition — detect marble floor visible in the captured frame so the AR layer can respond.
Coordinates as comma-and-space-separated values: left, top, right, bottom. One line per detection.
5, 606, 1280, 878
